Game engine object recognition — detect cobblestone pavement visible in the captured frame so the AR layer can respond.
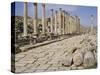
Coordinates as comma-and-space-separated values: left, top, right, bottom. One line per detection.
15, 34, 97, 73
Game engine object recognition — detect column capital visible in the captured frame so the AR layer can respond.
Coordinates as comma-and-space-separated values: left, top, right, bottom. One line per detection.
55, 10, 58, 13
50, 9, 53, 12
75, 15, 78, 18
33, 3, 37, 5
78, 17, 80, 21
91, 14, 94, 17
65, 11, 67, 14
62, 10, 65, 12
42, 3, 45, 6
24, 2, 27, 4
59, 8, 62, 11
50, 9, 54, 15
90, 14, 94, 20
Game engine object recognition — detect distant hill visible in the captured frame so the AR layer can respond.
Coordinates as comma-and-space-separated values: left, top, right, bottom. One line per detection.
11, 16, 33, 27
11, 16, 43, 26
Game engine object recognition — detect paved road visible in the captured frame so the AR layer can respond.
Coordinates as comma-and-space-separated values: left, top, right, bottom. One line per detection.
14, 34, 96, 73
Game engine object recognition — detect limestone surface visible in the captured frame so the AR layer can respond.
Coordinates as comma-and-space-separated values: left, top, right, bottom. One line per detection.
14, 34, 97, 73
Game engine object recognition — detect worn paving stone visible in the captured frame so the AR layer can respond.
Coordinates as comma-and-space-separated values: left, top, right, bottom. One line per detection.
15, 57, 22, 62
15, 62, 27, 67
77, 66, 84, 70
36, 57, 52, 65
36, 64, 52, 71
23, 63, 39, 73
15, 34, 97, 73
16, 54, 26, 58
15, 67, 25, 73
18, 59, 36, 64
47, 65, 59, 71
71, 64, 77, 70
58, 66, 71, 70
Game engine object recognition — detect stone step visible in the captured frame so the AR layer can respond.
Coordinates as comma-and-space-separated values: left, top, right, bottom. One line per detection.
20, 37, 67, 52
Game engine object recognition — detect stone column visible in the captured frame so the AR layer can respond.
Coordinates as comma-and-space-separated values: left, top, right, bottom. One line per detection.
69, 16, 72, 34
68, 16, 71, 34
70, 16, 73, 34
75, 16, 79, 34
70, 17, 72, 34
54, 10, 57, 35
65, 11, 68, 34
90, 15, 94, 34
23, 2, 28, 36
58, 8, 62, 35
33, 3, 38, 35
78, 18, 80, 34
62, 10, 65, 35
42, 3, 45, 34
67, 13, 70, 34
50, 9, 53, 33
75, 16, 77, 33
73, 18, 75, 33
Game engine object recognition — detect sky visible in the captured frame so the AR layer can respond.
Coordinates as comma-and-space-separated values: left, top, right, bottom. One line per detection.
11, 2, 97, 27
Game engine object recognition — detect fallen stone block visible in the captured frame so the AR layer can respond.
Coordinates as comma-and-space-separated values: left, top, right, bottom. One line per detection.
83, 51, 95, 68
71, 64, 77, 70
77, 66, 84, 70
73, 50, 83, 66
61, 54, 73, 67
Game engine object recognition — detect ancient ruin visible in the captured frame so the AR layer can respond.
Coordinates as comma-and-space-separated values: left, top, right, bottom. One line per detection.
11, 2, 97, 73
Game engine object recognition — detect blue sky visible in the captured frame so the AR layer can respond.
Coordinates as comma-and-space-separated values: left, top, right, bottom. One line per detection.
11, 2, 97, 27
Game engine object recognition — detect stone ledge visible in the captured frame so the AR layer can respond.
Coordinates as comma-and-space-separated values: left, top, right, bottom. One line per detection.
20, 38, 67, 52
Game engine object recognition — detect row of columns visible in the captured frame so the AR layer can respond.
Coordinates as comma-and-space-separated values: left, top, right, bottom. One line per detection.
23, 3, 46, 37
56, 8, 80, 35
23, 2, 81, 37
33, 3, 46, 36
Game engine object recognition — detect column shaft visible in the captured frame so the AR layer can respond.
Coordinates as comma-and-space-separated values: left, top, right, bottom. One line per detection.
59, 8, 62, 35
54, 10, 57, 35
33, 3, 38, 35
78, 18, 80, 33
42, 3, 45, 34
65, 12, 67, 34
23, 2, 28, 36
50, 9, 53, 33
62, 10, 65, 34
90, 15, 94, 33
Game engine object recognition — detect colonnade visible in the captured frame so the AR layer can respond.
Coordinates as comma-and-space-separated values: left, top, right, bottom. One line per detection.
23, 2, 80, 38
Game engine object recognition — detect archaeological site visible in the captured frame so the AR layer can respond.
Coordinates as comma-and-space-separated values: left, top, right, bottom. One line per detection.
11, 2, 97, 73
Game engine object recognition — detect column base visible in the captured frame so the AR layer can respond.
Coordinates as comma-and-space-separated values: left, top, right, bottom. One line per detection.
54, 33, 58, 39
22, 34, 28, 38
37, 33, 47, 42
32, 33, 38, 44
50, 32, 54, 40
